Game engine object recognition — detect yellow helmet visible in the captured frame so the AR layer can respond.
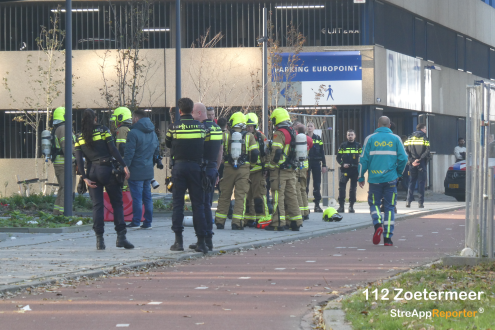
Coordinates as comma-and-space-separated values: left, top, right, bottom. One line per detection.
323, 207, 343, 222
53, 107, 65, 122
270, 107, 291, 126
113, 107, 132, 123
228, 112, 246, 128
245, 113, 259, 129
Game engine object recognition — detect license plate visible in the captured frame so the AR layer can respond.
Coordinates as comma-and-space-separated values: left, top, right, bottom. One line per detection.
449, 184, 459, 189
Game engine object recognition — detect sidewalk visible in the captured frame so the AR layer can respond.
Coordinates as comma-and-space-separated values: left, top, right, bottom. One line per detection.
0, 197, 464, 293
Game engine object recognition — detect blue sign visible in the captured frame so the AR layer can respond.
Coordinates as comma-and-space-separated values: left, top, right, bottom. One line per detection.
273, 51, 362, 82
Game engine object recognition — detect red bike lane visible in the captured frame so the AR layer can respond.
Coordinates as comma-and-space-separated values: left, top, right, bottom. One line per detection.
0, 210, 465, 330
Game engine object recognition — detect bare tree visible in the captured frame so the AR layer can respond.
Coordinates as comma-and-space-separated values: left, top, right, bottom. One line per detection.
2, 9, 67, 192
97, 0, 163, 112
267, 18, 306, 110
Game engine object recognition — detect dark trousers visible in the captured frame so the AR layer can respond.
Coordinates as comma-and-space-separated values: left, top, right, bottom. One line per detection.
171, 162, 207, 237
88, 164, 126, 235
407, 161, 427, 204
306, 161, 322, 203
203, 167, 218, 236
368, 179, 397, 239
338, 168, 358, 205
401, 164, 410, 191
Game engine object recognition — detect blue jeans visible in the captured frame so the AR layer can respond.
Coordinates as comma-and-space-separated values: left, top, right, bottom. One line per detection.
368, 179, 397, 239
407, 161, 426, 204
171, 162, 206, 237
128, 179, 153, 226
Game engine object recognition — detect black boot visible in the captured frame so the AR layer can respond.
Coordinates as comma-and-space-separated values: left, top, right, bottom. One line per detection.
205, 235, 213, 251
195, 236, 208, 254
96, 234, 105, 250
116, 230, 134, 249
337, 205, 345, 213
290, 221, 300, 231
348, 205, 355, 213
170, 233, 184, 251
314, 205, 323, 213
188, 239, 199, 250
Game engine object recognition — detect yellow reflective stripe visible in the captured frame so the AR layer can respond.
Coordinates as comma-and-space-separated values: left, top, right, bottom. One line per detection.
375, 205, 382, 224
250, 165, 262, 172
392, 192, 396, 205
116, 139, 126, 143
372, 193, 375, 204
247, 144, 258, 151
216, 212, 227, 219
340, 150, 361, 153
386, 211, 392, 238
272, 142, 283, 148
175, 133, 204, 139
289, 215, 302, 220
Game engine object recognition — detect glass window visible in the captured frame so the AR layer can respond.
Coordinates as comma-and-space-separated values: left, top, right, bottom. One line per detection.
414, 18, 425, 59
457, 35, 465, 71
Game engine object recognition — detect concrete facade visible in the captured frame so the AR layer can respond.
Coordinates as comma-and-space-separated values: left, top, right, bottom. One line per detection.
385, 0, 495, 48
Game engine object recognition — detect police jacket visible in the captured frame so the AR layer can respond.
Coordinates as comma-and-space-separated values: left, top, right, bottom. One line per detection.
308, 133, 326, 166
115, 123, 131, 157
404, 131, 430, 164
74, 125, 126, 179
165, 114, 205, 163
337, 141, 362, 171
203, 119, 223, 168
358, 127, 408, 184
124, 118, 160, 181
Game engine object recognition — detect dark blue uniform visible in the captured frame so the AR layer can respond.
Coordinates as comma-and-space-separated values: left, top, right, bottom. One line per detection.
307, 133, 326, 205
202, 119, 223, 234
75, 125, 127, 235
165, 115, 207, 237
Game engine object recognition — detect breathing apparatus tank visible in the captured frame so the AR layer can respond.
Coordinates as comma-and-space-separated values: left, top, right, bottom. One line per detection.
41, 130, 52, 162
295, 133, 308, 169
230, 131, 243, 168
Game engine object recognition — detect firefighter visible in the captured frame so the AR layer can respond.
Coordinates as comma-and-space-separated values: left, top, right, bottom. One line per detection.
404, 123, 431, 208
215, 112, 259, 230
52, 106, 77, 215
244, 113, 271, 228
306, 122, 327, 213
264, 108, 303, 231
336, 129, 362, 213
113, 107, 132, 191
293, 122, 313, 220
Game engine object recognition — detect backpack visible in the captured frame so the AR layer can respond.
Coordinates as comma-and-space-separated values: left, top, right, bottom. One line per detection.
277, 126, 297, 168
224, 130, 248, 168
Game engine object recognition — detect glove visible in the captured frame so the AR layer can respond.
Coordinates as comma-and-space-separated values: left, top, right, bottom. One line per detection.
77, 176, 87, 194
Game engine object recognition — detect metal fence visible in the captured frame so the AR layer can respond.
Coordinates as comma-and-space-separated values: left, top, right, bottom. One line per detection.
464, 82, 495, 258
289, 112, 337, 206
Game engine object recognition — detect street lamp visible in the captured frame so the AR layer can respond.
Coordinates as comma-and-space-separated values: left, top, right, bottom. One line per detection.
258, 8, 269, 135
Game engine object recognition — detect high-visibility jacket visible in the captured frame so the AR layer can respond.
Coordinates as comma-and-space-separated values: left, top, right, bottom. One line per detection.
53, 124, 75, 165
404, 131, 430, 164
337, 141, 362, 171
358, 127, 408, 184
222, 127, 258, 168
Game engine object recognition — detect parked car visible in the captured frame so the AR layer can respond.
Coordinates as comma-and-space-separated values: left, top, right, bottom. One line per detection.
444, 160, 466, 202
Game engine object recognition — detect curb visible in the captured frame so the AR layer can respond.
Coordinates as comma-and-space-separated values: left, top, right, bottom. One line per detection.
0, 205, 464, 295
0, 225, 93, 234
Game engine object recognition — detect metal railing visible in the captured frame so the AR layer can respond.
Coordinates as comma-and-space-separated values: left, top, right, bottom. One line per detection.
464, 82, 495, 258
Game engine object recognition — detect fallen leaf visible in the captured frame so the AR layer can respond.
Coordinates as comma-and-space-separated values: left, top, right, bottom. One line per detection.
183, 315, 192, 318
361, 311, 369, 315
141, 310, 153, 313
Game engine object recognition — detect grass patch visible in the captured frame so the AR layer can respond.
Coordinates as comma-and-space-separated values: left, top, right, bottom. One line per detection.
342, 263, 495, 330
0, 193, 93, 214
153, 199, 172, 211
0, 211, 91, 228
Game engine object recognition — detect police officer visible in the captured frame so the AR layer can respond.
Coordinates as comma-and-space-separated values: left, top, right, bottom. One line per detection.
74, 108, 133, 250
188, 102, 223, 251
165, 98, 209, 253
265, 108, 303, 231
337, 129, 362, 213
215, 112, 259, 230
245, 113, 271, 227
113, 107, 132, 191
404, 123, 431, 208
306, 122, 327, 213
52, 107, 76, 215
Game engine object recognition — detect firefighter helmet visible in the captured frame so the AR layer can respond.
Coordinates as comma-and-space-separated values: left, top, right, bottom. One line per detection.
53, 107, 65, 122
245, 113, 259, 129
323, 207, 343, 222
229, 112, 246, 128
270, 107, 291, 126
